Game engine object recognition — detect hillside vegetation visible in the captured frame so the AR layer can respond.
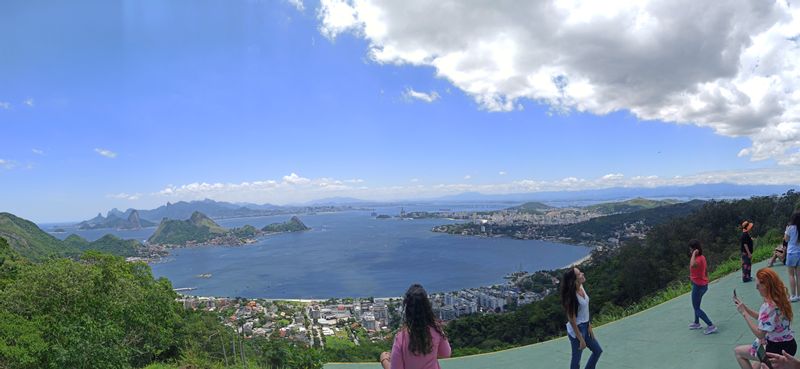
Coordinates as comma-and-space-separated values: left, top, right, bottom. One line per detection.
0, 213, 65, 261
0, 213, 145, 261
584, 197, 681, 214
445, 191, 800, 355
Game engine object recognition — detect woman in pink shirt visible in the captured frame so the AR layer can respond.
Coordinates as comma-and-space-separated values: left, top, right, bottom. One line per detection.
689, 239, 716, 334
380, 284, 451, 369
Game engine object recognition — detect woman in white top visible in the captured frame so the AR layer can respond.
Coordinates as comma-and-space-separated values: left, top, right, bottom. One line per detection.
561, 267, 602, 369
786, 212, 800, 301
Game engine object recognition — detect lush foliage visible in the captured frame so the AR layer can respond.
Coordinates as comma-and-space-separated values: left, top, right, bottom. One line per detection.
0, 213, 146, 260
0, 252, 183, 368
0, 212, 66, 261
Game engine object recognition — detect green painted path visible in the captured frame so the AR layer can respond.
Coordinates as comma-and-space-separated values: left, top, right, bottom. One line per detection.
326, 260, 794, 369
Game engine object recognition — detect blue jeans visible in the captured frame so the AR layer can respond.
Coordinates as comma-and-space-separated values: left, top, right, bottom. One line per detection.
691, 282, 712, 326
568, 322, 602, 369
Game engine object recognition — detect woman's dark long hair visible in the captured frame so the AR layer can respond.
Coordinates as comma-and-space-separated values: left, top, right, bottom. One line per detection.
403, 284, 446, 355
791, 212, 800, 237
560, 269, 579, 320
689, 239, 703, 256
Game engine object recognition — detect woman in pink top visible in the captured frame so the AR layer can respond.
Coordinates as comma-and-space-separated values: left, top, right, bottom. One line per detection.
380, 284, 451, 369
688, 239, 716, 334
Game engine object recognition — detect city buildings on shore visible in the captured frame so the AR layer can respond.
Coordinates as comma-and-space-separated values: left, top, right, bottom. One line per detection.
175, 269, 559, 347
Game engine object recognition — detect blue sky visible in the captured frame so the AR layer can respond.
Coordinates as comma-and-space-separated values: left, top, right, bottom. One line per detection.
1, 0, 799, 222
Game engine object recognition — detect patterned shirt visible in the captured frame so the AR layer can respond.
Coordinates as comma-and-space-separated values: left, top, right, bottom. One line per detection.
759, 302, 795, 342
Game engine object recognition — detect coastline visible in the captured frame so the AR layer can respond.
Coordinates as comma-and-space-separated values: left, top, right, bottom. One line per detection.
561, 253, 592, 269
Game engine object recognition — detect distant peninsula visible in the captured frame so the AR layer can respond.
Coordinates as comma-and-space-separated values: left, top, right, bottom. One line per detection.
147, 212, 309, 247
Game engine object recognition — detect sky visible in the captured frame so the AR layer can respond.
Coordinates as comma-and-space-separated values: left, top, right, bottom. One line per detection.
1, 0, 799, 222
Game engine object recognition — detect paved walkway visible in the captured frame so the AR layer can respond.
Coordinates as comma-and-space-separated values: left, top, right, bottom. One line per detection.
326, 260, 794, 369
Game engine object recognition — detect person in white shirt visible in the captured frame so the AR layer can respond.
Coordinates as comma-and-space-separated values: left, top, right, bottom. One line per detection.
561, 267, 602, 369
785, 212, 800, 301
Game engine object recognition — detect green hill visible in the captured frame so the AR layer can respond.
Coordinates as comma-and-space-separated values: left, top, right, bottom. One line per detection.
188, 211, 226, 233
509, 202, 553, 214
62, 234, 142, 257
147, 211, 227, 245
0, 212, 146, 260
585, 197, 681, 214
262, 216, 310, 233
0, 212, 72, 261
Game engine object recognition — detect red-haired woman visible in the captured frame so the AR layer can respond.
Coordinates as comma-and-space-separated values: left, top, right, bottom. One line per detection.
734, 268, 797, 369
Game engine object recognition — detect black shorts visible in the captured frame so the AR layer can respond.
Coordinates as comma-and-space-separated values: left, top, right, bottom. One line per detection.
767, 338, 797, 356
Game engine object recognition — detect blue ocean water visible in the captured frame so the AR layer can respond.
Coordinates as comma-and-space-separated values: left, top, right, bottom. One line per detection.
47, 206, 592, 299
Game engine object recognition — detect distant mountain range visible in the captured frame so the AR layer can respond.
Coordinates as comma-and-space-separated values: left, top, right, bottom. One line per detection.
73, 183, 796, 230
76, 199, 349, 230
96, 199, 280, 224
430, 183, 797, 203
78, 209, 156, 230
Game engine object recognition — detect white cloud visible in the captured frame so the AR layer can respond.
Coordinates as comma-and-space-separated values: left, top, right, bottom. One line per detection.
0, 102, 10, 110
0, 159, 15, 170
410, 178, 420, 182
283, 172, 311, 185
317, 0, 800, 164
403, 88, 440, 103
601, 173, 624, 180
24, 98, 34, 107
156, 173, 361, 202
318, 0, 361, 40
107, 193, 141, 201
463, 175, 472, 180
137, 167, 800, 205
31, 149, 44, 155
499, 171, 507, 176
94, 148, 117, 159
287, 0, 304, 11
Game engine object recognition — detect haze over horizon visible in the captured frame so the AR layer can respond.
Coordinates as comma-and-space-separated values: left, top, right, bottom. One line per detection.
2, 0, 800, 222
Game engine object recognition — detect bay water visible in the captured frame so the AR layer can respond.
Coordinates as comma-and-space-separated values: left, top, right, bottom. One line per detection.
47, 205, 592, 298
